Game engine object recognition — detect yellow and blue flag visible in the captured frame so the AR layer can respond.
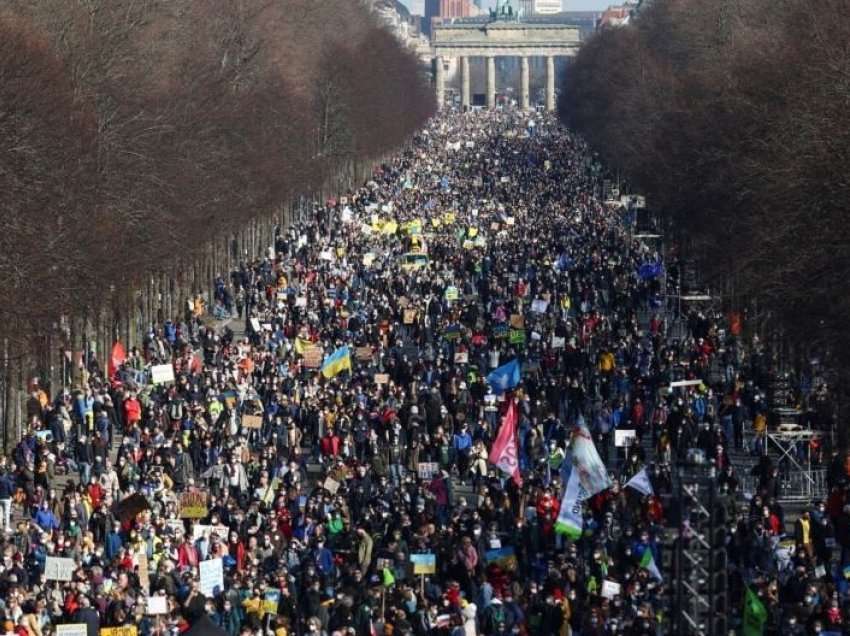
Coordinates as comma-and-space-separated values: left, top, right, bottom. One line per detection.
321, 346, 351, 379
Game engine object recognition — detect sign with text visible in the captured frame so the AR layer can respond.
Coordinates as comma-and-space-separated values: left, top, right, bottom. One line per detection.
57, 625, 86, 636
417, 462, 439, 481
302, 347, 323, 369
199, 558, 224, 597
146, 596, 168, 615
614, 429, 637, 448
45, 556, 75, 581
179, 490, 209, 519
242, 414, 263, 429
150, 364, 175, 385
101, 628, 137, 636
355, 346, 373, 362
374, 373, 390, 385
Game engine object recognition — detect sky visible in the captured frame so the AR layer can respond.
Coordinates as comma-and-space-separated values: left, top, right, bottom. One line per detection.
399, 0, 612, 13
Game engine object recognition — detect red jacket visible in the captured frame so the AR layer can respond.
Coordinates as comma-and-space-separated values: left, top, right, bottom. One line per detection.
320, 434, 341, 457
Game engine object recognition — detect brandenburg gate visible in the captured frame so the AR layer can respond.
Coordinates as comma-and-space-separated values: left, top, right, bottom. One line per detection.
431, 19, 581, 111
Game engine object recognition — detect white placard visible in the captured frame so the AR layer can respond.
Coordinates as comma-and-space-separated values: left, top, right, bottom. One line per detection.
614, 429, 637, 448
146, 596, 168, 615
150, 364, 175, 385
250, 318, 261, 333
601, 579, 622, 599
669, 379, 702, 388
192, 524, 230, 542
551, 336, 566, 349
531, 299, 549, 313
45, 556, 75, 581
56, 625, 87, 636
199, 558, 224, 597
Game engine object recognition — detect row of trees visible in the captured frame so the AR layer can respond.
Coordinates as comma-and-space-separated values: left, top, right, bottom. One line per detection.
0, 0, 434, 352
559, 0, 850, 376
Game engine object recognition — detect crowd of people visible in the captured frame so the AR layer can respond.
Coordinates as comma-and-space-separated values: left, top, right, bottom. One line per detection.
1, 110, 847, 636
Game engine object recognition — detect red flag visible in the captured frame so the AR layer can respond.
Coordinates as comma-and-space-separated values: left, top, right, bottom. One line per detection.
488, 399, 522, 486
108, 341, 126, 378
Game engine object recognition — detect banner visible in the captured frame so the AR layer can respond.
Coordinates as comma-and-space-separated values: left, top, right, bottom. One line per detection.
484, 546, 518, 572
56, 625, 86, 636
554, 468, 588, 539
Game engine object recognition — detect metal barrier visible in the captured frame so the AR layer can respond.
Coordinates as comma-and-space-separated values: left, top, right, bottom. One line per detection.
738, 468, 827, 502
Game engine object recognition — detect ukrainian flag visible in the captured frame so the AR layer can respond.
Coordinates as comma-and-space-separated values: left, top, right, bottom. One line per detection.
321, 346, 351, 379
294, 337, 312, 355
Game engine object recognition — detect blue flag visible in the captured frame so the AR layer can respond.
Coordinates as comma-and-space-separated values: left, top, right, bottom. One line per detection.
487, 359, 521, 395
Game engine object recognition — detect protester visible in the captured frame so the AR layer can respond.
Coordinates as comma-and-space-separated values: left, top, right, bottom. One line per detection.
1, 109, 844, 636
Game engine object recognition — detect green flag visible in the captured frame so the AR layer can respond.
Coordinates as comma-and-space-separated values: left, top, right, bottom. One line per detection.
742, 586, 767, 636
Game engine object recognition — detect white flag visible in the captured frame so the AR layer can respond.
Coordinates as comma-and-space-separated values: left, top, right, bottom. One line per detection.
625, 468, 654, 496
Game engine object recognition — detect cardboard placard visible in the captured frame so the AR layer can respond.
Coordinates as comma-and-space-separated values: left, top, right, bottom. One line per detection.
242, 414, 263, 429
199, 558, 224, 597
509, 314, 525, 329
601, 580, 622, 600
355, 346, 373, 362
56, 625, 87, 636
374, 373, 390, 385
192, 524, 230, 542
179, 490, 209, 519
146, 596, 168, 615
150, 364, 175, 385
323, 477, 340, 495
454, 352, 469, 364
410, 553, 436, 575
303, 348, 323, 369
101, 628, 137, 636
614, 430, 637, 448
403, 309, 417, 325
417, 462, 439, 480
137, 553, 150, 593
45, 556, 75, 581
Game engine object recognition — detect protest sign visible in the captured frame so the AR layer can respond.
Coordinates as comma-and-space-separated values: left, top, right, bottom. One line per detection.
56, 625, 86, 636
45, 556, 75, 581
403, 309, 416, 325
355, 346, 373, 362
137, 553, 150, 593
443, 324, 462, 341
410, 553, 436, 575
146, 596, 168, 615
150, 364, 175, 385
374, 373, 390, 385
454, 352, 469, 364
601, 580, 622, 600
199, 558, 224, 597
417, 462, 439, 480
614, 430, 637, 448
509, 314, 524, 329
101, 628, 137, 636
303, 347, 323, 369
323, 477, 340, 495
509, 329, 526, 345
552, 336, 566, 349
531, 299, 549, 314
242, 414, 263, 429
179, 490, 209, 519
192, 524, 230, 542
485, 546, 518, 572
492, 324, 509, 339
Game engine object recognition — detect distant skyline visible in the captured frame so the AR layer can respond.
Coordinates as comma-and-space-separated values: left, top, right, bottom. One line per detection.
398, 0, 611, 14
